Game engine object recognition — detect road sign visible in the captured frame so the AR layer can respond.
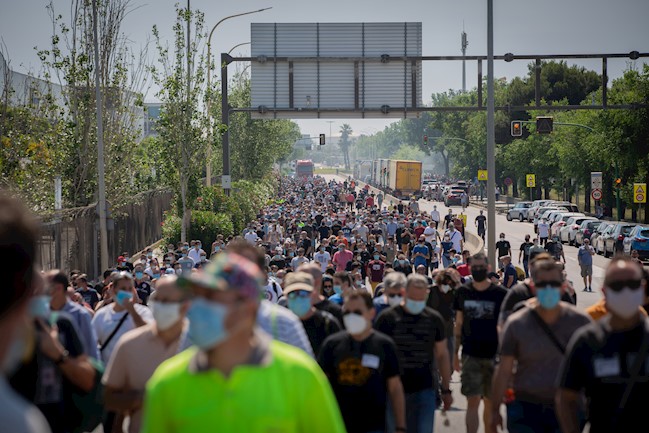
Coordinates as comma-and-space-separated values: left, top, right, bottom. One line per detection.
591, 172, 602, 190
591, 188, 603, 201
634, 183, 646, 203
504, 177, 513, 186
526, 174, 536, 188
478, 170, 488, 181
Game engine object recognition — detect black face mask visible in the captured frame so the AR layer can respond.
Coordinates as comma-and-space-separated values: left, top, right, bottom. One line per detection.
471, 267, 488, 282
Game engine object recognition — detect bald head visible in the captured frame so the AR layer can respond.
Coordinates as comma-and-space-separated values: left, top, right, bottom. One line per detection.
150, 275, 185, 303
604, 256, 644, 287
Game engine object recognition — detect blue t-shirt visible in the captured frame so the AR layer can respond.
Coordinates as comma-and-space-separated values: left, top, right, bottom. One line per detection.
503, 263, 517, 288
578, 246, 594, 266
328, 294, 344, 305
412, 244, 429, 268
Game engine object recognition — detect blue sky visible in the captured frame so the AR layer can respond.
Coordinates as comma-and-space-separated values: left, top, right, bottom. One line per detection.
1, 0, 647, 138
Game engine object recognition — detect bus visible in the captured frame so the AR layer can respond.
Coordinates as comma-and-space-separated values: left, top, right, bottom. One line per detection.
295, 160, 314, 177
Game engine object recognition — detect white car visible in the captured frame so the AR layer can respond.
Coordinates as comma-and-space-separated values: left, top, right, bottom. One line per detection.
559, 216, 599, 245
550, 213, 585, 236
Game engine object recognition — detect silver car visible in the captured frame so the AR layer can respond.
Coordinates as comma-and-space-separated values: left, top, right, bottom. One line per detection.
506, 202, 532, 221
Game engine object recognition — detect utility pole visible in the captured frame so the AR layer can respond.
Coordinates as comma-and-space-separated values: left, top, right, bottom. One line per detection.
461, 27, 468, 93
92, 0, 109, 273
486, 0, 496, 266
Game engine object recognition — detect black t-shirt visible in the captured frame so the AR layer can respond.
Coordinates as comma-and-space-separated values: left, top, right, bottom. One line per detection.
318, 225, 331, 240
453, 283, 507, 359
302, 310, 341, 357
136, 281, 153, 305
559, 319, 649, 433
10, 313, 85, 433
519, 241, 534, 260
475, 215, 487, 230
76, 288, 100, 309
314, 299, 344, 324
314, 214, 325, 226
495, 240, 511, 258
426, 286, 456, 339
318, 331, 401, 433
374, 305, 445, 393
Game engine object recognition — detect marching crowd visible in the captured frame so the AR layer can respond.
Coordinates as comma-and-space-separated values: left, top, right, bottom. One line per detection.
1, 175, 648, 433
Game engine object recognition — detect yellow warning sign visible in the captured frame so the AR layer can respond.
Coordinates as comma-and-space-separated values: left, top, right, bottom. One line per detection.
634, 183, 646, 203
526, 174, 536, 188
478, 170, 488, 181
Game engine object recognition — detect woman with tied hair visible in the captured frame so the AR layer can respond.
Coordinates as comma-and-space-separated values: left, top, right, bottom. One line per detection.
429, 268, 462, 365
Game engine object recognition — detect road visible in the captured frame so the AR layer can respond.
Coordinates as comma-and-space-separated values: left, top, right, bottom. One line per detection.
324, 175, 610, 432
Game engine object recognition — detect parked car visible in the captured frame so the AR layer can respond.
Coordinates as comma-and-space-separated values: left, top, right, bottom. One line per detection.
444, 188, 465, 206
574, 219, 604, 247
623, 225, 649, 258
559, 216, 598, 244
550, 213, 586, 238
533, 206, 567, 232
592, 223, 613, 254
527, 200, 554, 222
506, 201, 532, 221
602, 223, 636, 257
546, 201, 580, 213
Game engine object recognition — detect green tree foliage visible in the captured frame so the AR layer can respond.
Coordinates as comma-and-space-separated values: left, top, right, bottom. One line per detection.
150, 5, 207, 242
339, 123, 353, 169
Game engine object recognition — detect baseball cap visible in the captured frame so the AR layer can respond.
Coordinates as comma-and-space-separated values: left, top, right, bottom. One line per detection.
179, 252, 264, 300
283, 271, 315, 295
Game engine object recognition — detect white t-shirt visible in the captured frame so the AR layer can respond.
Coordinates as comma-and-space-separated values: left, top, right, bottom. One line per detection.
244, 231, 259, 244
430, 210, 440, 222
446, 229, 463, 252
424, 226, 437, 243
92, 303, 154, 364
314, 251, 331, 272
538, 222, 550, 238
291, 256, 310, 271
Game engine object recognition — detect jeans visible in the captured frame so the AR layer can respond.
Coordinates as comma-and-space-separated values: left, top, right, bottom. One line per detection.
523, 259, 529, 277
387, 388, 436, 433
506, 400, 560, 433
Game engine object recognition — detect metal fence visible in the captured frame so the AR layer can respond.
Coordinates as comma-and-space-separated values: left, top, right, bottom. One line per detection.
37, 189, 173, 281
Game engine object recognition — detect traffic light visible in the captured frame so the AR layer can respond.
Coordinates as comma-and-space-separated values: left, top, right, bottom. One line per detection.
511, 121, 522, 137
319, 133, 326, 145
536, 116, 554, 134
614, 178, 622, 188
423, 135, 428, 145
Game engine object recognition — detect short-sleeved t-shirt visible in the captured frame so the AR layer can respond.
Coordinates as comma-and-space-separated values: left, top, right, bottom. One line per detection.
519, 242, 534, 260
498, 282, 575, 325
495, 240, 511, 258
454, 283, 507, 359
475, 215, 487, 230
374, 305, 446, 393
367, 260, 385, 282
558, 318, 649, 433
142, 337, 346, 433
92, 303, 154, 364
318, 331, 401, 433
499, 305, 591, 404
412, 244, 429, 268
301, 310, 341, 357
503, 263, 518, 288
578, 246, 594, 266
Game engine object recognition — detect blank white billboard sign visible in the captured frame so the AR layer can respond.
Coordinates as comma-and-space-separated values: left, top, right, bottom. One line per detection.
250, 22, 422, 119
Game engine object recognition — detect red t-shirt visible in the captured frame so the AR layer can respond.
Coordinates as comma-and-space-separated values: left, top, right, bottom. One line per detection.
333, 249, 354, 272
367, 260, 385, 282
365, 196, 374, 207
414, 226, 425, 238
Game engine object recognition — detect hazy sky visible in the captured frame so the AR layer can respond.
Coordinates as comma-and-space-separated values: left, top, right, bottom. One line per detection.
1, 0, 647, 138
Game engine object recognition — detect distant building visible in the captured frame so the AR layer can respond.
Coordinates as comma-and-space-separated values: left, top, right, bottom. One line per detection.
0, 51, 64, 107
143, 102, 162, 138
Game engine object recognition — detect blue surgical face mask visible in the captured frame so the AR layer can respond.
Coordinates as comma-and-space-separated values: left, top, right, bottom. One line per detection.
537, 286, 561, 309
333, 285, 343, 295
135, 271, 144, 280
374, 255, 380, 260
153, 273, 161, 279
287, 296, 312, 317
115, 290, 133, 306
29, 295, 51, 319
405, 298, 426, 315
187, 298, 229, 350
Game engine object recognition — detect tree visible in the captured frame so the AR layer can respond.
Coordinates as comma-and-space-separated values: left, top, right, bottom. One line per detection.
150, 5, 207, 242
339, 123, 353, 169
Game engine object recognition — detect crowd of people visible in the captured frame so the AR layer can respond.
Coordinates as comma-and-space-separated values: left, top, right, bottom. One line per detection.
1, 174, 649, 433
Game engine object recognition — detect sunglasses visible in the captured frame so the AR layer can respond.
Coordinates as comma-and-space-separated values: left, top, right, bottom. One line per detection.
386, 293, 401, 298
323, 285, 333, 288
606, 279, 642, 292
343, 309, 365, 316
287, 290, 310, 299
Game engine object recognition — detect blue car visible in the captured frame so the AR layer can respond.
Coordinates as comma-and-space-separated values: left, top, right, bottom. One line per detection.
624, 225, 649, 258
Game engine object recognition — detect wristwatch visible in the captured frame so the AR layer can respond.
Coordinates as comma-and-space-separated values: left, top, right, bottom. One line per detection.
54, 350, 70, 366
441, 388, 452, 395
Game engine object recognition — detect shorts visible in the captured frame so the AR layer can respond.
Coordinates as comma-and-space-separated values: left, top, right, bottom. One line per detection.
460, 355, 495, 397
580, 264, 593, 277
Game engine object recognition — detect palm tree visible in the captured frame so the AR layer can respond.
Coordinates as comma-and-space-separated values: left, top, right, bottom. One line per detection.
339, 123, 353, 170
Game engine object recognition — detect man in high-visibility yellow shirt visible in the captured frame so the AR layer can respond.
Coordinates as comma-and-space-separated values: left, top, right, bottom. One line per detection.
141, 252, 346, 433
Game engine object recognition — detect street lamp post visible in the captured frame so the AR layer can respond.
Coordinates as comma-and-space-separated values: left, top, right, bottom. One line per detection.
205, 7, 271, 187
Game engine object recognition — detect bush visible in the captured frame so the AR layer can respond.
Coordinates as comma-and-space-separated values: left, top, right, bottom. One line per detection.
162, 210, 233, 248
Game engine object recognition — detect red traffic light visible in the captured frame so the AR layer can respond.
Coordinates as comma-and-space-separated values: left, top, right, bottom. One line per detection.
423, 135, 428, 144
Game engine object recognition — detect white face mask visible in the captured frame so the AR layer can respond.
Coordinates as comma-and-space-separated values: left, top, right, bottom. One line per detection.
151, 301, 182, 331
387, 295, 403, 307
343, 313, 368, 335
606, 287, 645, 319
441, 284, 452, 294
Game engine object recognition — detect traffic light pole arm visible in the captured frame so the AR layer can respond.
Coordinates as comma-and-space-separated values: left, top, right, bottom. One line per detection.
430, 136, 472, 145
512, 119, 594, 132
